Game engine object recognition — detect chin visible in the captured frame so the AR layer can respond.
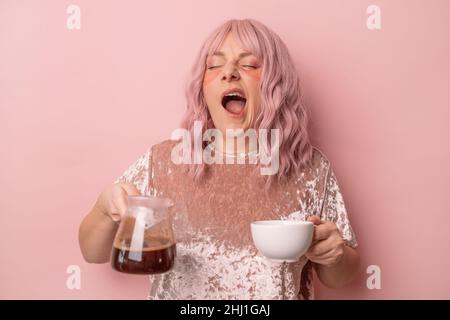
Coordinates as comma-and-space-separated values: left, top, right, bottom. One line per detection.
220, 123, 245, 133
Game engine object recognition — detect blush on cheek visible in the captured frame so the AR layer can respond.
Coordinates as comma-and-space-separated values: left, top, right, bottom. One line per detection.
203, 69, 221, 86
245, 69, 262, 81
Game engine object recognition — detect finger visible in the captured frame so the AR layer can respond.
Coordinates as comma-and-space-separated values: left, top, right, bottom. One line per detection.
308, 256, 337, 266
113, 183, 141, 216
313, 224, 332, 242
307, 238, 335, 257
314, 251, 341, 266
110, 189, 127, 218
307, 215, 322, 243
307, 215, 322, 226
306, 246, 336, 263
110, 185, 130, 216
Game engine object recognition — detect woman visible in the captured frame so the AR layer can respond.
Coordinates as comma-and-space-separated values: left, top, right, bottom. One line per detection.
79, 19, 359, 299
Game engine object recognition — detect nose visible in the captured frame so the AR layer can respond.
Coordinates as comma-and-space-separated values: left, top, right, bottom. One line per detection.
221, 64, 240, 82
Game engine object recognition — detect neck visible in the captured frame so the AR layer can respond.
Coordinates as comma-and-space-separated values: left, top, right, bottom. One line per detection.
214, 134, 258, 155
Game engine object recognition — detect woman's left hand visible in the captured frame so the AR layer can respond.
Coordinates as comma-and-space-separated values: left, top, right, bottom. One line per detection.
305, 215, 346, 267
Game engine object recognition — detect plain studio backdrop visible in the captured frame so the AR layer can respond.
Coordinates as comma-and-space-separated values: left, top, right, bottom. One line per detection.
1, 0, 449, 299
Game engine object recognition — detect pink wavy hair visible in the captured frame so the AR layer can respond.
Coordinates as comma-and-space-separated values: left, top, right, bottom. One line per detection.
181, 18, 313, 186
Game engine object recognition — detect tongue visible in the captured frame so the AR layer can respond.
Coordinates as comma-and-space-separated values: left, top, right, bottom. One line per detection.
225, 100, 245, 114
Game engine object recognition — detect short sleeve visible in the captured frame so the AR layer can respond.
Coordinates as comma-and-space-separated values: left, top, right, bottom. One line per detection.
114, 148, 153, 196
320, 167, 358, 248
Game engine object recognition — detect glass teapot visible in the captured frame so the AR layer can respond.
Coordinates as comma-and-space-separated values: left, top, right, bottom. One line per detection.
111, 195, 176, 274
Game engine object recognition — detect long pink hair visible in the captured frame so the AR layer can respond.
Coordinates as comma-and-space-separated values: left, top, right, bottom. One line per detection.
181, 19, 313, 186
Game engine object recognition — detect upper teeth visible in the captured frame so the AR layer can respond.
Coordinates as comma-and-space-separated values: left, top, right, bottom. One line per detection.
225, 92, 245, 98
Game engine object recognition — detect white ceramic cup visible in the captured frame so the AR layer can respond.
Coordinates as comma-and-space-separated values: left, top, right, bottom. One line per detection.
250, 220, 314, 262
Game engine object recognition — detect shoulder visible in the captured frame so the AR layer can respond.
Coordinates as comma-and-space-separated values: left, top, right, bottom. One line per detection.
307, 146, 332, 177
289, 146, 334, 192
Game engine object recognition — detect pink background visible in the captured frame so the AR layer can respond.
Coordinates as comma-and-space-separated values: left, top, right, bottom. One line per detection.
1, 0, 449, 299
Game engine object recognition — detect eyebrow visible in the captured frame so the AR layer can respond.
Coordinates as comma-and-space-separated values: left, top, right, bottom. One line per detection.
212, 51, 254, 58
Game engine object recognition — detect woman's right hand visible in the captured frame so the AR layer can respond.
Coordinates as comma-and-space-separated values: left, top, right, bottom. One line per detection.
79, 182, 140, 263
97, 182, 140, 222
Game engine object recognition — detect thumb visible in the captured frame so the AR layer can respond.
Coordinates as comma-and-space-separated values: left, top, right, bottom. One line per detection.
307, 215, 322, 226
112, 183, 140, 218
120, 182, 140, 196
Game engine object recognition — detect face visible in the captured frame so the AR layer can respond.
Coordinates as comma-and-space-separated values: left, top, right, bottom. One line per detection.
202, 33, 262, 134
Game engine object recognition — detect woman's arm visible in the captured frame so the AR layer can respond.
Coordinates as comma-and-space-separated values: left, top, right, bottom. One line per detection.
79, 200, 118, 263
314, 244, 360, 288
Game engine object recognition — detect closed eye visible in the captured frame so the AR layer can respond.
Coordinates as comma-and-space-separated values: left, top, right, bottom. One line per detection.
207, 65, 258, 70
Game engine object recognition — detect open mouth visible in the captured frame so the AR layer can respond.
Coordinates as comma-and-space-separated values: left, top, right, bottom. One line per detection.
221, 90, 247, 116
